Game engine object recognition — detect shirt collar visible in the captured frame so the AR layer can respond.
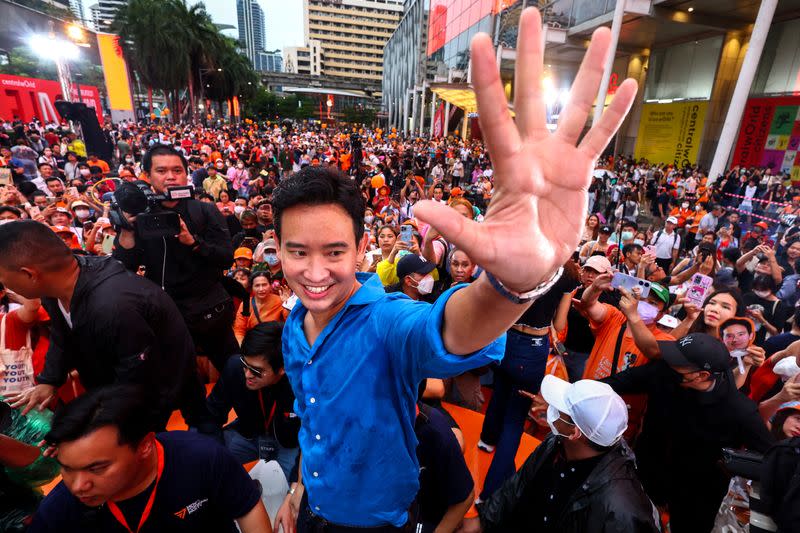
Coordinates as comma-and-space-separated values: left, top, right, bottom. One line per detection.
348, 272, 386, 306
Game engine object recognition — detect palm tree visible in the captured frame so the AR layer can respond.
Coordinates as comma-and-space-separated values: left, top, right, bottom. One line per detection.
112, 0, 258, 121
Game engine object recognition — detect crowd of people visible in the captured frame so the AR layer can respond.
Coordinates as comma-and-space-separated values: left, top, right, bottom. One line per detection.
0, 10, 798, 533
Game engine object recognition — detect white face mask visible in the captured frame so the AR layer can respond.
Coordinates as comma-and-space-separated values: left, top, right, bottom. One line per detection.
79, 168, 90, 176
364, 215, 374, 224
234, 205, 245, 215
637, 301, 659, 325
752, 290, 771, 299
682, 203, 689, 209
74, 208, 90, 219
546, 405, 574, 438
415, 274, 434, 295
633, 239, 645, 246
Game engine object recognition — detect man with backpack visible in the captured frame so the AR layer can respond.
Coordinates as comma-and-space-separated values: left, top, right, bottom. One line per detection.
650, 216, 681, 272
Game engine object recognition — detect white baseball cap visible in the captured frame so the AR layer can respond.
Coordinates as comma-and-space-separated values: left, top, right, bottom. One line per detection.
540, 375, 628, 447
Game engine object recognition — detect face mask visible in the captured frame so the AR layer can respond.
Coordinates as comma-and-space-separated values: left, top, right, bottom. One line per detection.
364, 215, 374, 224
244, 228, 260, 237
234, 205, 245, 215
682, 203, 689, 209
415, 274, 434, 295
637, 300, 659, 325
752, 290, 771, 299
621, 231, 634, 241
79, 168, 90, 176
633, 239, 645, 246
264, 253, 280, 267
237, 163, 244, 169
546, 405, 573, 438
216, 163, 224, 169
125, 157, 134, 163
74, 209, 90, 219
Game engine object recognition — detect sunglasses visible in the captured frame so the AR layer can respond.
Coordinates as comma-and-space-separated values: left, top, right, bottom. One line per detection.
240, 356, 263, 378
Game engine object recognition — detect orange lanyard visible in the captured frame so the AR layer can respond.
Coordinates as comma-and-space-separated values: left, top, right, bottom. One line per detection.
107, 441, 165, 533
258, 390, 277, 433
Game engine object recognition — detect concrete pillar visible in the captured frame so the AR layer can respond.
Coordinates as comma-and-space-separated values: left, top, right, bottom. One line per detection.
403, 91, 410, 136
697, 31, 749, 170
593, 0, 626, 125
411, 88, 419, 136
615, 52, 649, 157
708, 0, 778, 183
419, 84, 427, 137
430, 93, 437, 136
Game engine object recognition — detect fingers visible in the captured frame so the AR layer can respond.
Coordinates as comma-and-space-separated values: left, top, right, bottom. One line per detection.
513, 8, 548, 141
413, 200, 484, 261
579, 79, 638, 160
518, 389, 536, 400
470, 32, 521, 168
557, 27, 612, 145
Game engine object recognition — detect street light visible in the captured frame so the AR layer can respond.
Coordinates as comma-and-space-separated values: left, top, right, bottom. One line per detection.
29, 30, 81, 103
198, 67, 223, 115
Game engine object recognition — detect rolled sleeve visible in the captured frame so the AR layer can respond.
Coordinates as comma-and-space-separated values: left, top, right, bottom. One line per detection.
379, 285, 505, 383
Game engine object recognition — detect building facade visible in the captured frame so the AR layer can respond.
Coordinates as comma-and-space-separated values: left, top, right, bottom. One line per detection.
284, 40, 322, 76
303, 0, 404, 83
87, 0, 126, 32
237, 0, 267, 67
255, 49, 283, 72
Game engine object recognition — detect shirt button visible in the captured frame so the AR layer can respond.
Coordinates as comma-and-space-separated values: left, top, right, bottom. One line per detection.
560, 473, 565, 478
570, 467, 575, 473
313, 471, 319, 477
310, 397, 316, 404
544, 517, 548, 522
307, 359, 313, 365
549, 494, 554, 500
315, 434, 321, 440
315, 506, 320, 511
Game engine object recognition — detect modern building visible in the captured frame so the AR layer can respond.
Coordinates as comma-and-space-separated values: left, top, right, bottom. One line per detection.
237, 0, 267, 67
87, 0, 126, 32
303, 0, 404, 83
388, 0, 800, 179
255, 49, 283, 72
283, 40, 322, 76
69, 0, 85, 22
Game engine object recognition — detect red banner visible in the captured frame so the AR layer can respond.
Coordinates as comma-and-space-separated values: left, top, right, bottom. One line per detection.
433, 102, 445, 138
0, 74, 102, 124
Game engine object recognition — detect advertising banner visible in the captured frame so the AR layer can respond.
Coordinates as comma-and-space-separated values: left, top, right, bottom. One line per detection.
634, 101, 708, 166
433, 102, 445, 138
96, 33, 134, 114
0, 74, 102, 124
731, 96, 800, 181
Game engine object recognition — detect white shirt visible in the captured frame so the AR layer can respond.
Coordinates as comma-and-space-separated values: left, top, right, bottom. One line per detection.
58, 300, 73, 329
650, 229, 681, 260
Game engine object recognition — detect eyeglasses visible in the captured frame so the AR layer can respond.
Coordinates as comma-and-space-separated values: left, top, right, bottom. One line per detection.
240, 356, 263, 378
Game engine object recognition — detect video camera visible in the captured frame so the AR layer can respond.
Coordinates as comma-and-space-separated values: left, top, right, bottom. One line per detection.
110, 180, 194, 239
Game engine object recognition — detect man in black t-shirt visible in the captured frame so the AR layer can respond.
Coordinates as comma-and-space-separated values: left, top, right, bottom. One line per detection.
28, 386, 270, 533
414, 403, 474, 532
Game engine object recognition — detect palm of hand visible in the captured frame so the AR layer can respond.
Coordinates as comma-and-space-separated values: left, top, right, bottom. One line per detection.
413, 8, 637, 292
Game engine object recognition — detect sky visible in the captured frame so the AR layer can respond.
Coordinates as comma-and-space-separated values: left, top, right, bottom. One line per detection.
191, 0, 304, 51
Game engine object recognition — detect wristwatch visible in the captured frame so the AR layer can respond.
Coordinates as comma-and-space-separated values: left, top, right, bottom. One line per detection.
485, 267, 564, 305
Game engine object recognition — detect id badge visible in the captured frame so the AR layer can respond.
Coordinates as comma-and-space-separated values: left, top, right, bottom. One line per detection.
258, 436, 278, 462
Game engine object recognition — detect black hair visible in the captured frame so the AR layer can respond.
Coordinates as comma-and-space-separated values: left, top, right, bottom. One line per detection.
689, 288, 746, 335
240, 209, 257, 222
240, 321, 284, 372
752, 274, 777, 293
197, 192, 215, 201
622, 243, 643, 256
37, 162, 52, 169
45, 385, 157, 448
272, 165, 365, 245
0, 206, 22, 218
44, 176, 62, 184
142, 144, 188, 174
770, 408, 800, 441
0, 220, 72, 272
722, 247, 741, 263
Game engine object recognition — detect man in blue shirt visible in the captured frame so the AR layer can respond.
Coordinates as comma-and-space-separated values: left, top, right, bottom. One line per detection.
272, 8, 638, 532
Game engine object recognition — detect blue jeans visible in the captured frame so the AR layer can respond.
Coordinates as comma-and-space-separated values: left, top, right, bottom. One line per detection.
479, 329, 549, 499
223, 427, 299, 482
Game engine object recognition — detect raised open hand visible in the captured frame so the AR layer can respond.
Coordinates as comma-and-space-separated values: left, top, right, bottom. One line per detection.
414, 8, 637, 292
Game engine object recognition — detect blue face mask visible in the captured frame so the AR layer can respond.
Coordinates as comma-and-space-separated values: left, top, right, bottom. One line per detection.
264, 253, 280, 267
621, 231, 634, 241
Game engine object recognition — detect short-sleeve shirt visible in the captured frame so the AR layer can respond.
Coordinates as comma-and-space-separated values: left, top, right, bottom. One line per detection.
282, 272, 504, 527
28, 432, 261, 533
583, 304, 674, 380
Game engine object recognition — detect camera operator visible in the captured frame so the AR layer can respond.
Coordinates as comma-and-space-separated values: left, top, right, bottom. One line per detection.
113, 145, 237, 372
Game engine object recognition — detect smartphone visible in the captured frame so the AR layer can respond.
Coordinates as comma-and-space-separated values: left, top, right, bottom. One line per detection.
0, 168, 11, 186
67, 186, 79, 197
101, 233, 115, 254
611, 272, 651, 298
399, 225, 413, 244
28, 205, 41, 218
685, 273, 713, 308
553, 340, 567, 357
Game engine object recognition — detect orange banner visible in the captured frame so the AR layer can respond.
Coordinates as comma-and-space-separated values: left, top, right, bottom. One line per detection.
96, 33, 133, 112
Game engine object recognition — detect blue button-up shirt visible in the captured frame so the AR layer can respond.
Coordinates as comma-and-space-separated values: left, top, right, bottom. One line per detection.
282, 273, 505, 527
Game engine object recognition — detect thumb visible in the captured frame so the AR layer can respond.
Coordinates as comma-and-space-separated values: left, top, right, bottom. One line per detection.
413, 200, 484, 260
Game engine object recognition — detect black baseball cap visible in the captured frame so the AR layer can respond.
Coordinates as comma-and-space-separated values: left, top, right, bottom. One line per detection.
600, 225, 612, 234
396, 254, 436, 280
658, 333, 730, 373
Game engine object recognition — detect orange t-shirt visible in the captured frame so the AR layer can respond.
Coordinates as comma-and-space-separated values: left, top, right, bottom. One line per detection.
583, 304, 674, 380
233, 295, 289, 342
